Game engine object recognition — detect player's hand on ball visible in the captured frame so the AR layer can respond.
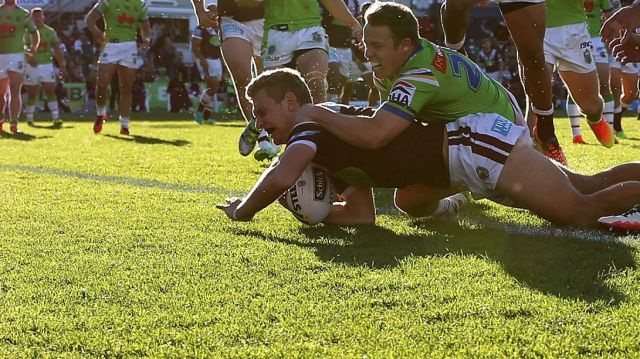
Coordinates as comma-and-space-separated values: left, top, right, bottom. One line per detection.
216, 197, 248, 221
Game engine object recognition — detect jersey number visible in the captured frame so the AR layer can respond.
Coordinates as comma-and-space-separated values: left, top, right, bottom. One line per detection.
449, 52, 482, 92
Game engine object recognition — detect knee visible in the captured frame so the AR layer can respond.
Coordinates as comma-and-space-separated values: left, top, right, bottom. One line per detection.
394, 193, 432, 218
580, 100, 603, 117
119, 82, 133, 92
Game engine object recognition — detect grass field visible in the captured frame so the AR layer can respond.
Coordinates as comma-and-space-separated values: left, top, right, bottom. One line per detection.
1, 113, 639, 357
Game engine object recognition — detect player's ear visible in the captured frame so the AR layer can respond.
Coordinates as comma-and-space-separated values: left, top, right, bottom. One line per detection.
283, 92, 297, 110
400, 38, 412, 51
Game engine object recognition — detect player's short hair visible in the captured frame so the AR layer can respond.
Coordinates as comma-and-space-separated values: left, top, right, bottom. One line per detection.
365, 1, 419, 46
246, 68, 312, 105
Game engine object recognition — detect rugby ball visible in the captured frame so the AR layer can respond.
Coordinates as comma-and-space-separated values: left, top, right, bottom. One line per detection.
285, 165, 334, 225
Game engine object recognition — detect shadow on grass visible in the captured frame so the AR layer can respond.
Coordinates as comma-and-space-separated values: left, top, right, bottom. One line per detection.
234, 214, 637, 304
214, 122, 246, 128
28, 122, 73, 130
105, 134, 190, 146
0, 131, 50, 141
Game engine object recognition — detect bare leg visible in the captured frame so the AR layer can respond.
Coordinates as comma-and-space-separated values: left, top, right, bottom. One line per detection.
8, 71, 24, 124
496, 139, 640, 226
116, 65, 136, 119
42, 82, 59, 123
395, 184, 459, 217
500, 3, 554, 136
327, 61, 346, 102
440, 0, 476, 48
96, 63, 117, 109
296, 49, 329, 103
340, 80, 355, 105
559, 69, 603, 119
562, 162, 640, 195
24, 84, 39, 122
0, 77, 8, 124
221, 37, 257, 124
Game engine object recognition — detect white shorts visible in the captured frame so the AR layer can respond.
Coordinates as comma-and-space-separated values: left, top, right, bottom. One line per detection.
196, 58, 223, 81
590, 36, 611, 64
610, 61, 639, 74
220, 17, 264, 58
98, 41, 142, 69
0, 53, 25, 80
262, 26, 329, 69
23, 63, 56, 85
446, 113, 531, 202
544, 22, 596, 74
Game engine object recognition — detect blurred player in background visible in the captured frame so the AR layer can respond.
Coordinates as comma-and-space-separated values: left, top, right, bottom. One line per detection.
24, 8, 67, 127
567, 0, 615, 144
0, 0, 39, 133
85, 0, 151, 135
192, 0, 223, 125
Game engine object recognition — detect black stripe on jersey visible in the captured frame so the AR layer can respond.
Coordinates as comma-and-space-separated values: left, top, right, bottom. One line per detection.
447, 126, 513, 153
448, 137, 508, 165
288, 130, 321, 145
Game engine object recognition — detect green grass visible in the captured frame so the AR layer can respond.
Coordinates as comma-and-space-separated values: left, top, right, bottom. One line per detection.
0, 113, 639, 357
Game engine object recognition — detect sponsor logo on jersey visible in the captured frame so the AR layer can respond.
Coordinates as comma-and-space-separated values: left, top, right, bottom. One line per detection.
221, 23, 244, 36
490, 117, 512, 136
431, 47, 447, 74
389, 80, 416, 106
117, 13, 135, 25
0, 22, 17, 35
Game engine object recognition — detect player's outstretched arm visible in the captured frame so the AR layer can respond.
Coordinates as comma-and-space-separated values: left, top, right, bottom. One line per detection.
85, 4, 105, 45
323, 186, 376, 225
296, 104, 410, 150
217, 144, 315, 221
191, 0, 218, 28
319, 0, 363, 42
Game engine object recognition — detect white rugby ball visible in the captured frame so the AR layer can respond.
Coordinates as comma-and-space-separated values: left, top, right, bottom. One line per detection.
285, 165, 334, 225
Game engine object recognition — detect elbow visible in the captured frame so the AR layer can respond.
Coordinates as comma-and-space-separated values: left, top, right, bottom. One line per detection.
363, 133, 391, 150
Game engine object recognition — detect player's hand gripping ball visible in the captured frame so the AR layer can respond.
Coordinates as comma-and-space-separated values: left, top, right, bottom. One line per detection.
284, 165, 335, 225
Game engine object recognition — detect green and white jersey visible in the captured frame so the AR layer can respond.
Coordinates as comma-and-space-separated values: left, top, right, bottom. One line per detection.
0, 5, 35, 54
26, 24, 59, 64
546, 0, 587, 28
585, 0, 613, 37
96, 0, 148, 43
378, 38, 516, 125
264, 0, 321, 32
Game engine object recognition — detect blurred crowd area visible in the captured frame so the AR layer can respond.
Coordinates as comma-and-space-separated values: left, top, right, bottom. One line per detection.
45, 1, 560, 114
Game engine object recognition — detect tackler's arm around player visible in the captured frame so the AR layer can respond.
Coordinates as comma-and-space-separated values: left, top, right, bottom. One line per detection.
217, 144, 316, 222
295, 104, 410, 150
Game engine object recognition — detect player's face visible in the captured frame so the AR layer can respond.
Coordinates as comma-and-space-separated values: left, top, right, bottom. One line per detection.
33, 11, 45, 26
363, 24, 410, 79
252, 89, 292, 145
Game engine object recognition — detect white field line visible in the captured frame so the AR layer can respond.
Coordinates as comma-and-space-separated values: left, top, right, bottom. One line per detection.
1, 164, 242, 197
3, 164, 639, 241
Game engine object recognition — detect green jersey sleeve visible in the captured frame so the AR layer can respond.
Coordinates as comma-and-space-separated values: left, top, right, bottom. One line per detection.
380, 69, 439, 122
